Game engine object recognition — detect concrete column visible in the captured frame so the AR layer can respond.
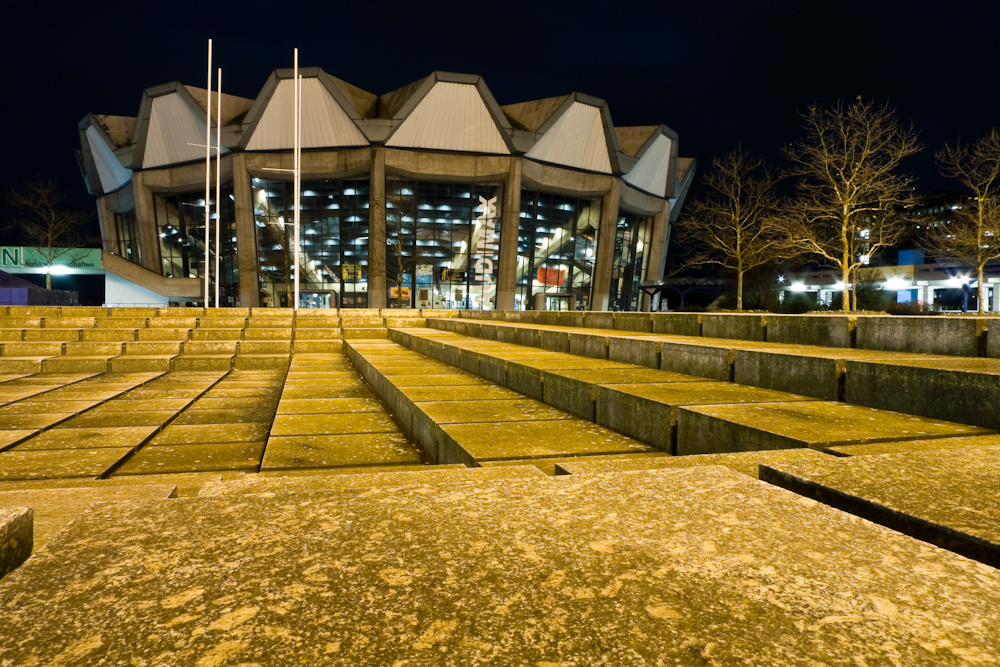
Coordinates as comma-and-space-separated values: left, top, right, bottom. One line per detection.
495, 157, 522, 311
368, 147, 387, 309
589, 178, 621, 311
991, 283, 1000, 313
231, 153, 259, 308
130, 171, 160, 274
95, 196, 117, 253
640, 200, 670, 312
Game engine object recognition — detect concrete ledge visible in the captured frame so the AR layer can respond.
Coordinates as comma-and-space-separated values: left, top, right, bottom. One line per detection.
766, 314, 854, 348
613, 313, 652, 333
700, 313, 766, 341
844, 358, 1000, 430
989, 320, 1000, 358
0, 506, 32, 580
734, 349, 842, 401
651, 313, 701, 336
659, 341, 732, 381
855, 316, 986, 357
608, 337, 659, 368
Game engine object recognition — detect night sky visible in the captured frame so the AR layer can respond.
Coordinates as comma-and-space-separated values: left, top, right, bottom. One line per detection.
3, 0, 998, 241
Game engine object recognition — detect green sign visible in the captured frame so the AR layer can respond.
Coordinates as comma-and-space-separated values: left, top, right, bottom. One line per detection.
0, 247, 102, 270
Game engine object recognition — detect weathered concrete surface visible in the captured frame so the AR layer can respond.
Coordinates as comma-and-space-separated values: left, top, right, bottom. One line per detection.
417, 399, 570, 424
0, 448, 134, 480
261, 433, 422, 470
700, 312, 766, 341
766, 314, 854, 348
0, 484, 176, 545
650, 312, 702, 336
271, 413, 398, 436
596, 382, 815, 453
845, 357, 1000, 430
989, 318, 1000, 358
150, 424, 271, 446
15, 426, 159, 451
556, 448, 830, 478
761, 445, 1000, 567
0, 429, 37, 451
828, 433, 1000, 456
117, 443, 266, 475
0, 506, 31, 580
678, 401, 993, 456
855, 315, 986, 357
2, 467, 999, 665
543, 367, 704, 420
202, 465, 547, 496
442, 419, 654, 462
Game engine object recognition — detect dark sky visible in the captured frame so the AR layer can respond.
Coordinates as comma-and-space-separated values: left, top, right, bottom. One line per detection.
3, 0, 998, 237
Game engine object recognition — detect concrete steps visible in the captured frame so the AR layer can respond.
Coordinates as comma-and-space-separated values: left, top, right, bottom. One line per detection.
390, 327, 995, 456
427, 317, 1000, 431
345, 339, 659, 466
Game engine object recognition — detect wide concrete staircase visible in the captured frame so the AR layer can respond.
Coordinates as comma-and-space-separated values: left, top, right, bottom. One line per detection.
1, 307, 998, 664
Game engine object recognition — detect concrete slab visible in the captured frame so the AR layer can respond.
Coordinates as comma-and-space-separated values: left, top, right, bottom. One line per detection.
596, 381, 815, 453
276, 398, 383, 414
480, 452, 669, 476
261, 433, 422, 469
0, 413, 73, 429
678, 401, 994, 456
760, 446, 1000, 567
0, 473, 225, 496
828, 433, 1000, 456
256, 463, 462, 478
0, 506, 31, 580
385, 373, 487, 387
89, 398, 192, 413
556, 448, 831, 479
397, 385, 521, 402
543, 367, 705, 420
15, 426, 159, 451
0, 430, 37, 451
416, 399, 570, 424
0, 400, 100, 414
117, 442, 265, 475
0, 448, 133, 480
845, 357, 1000, 430
172, 408, 271, 425
150, 424, 270, 446
4, 466, 999, 664
58, 411, 177, 428
279, 385, 375, 399
270, 413, 397, 436
0, 485, 176, 546
443, 419, 654, 462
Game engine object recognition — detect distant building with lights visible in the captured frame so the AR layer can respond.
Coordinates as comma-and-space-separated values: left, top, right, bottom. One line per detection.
778, 194, 1000, 312
77, 70, 694, 309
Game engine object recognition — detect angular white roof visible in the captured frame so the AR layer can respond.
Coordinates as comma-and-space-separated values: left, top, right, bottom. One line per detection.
525, 101, 611, 174
245, 77, 367, 150
143, 92, 226, 169
84, 125, 132, 192
387, 81, 510, 154
623, 133, 673, 197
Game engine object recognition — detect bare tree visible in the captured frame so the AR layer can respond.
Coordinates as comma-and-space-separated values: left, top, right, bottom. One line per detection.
385, 185, 417, 308
921, 130, 1000, 314
672, 147, 787, 310
782, 99, 922, 311
6, 179, 98, 290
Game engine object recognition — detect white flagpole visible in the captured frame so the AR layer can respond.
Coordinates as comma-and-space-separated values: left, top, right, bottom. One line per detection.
204, 39, 212, 307
215, 68, 222, 308
293, 49, 301, 311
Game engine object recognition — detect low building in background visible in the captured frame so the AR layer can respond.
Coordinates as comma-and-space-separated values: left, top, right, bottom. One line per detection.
77, 70, 694, 310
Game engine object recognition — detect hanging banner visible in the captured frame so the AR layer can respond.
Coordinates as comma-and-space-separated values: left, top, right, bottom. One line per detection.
536, 267, 566, 287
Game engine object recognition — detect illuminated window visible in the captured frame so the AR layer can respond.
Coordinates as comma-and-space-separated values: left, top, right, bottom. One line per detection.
113, 210, 141, 265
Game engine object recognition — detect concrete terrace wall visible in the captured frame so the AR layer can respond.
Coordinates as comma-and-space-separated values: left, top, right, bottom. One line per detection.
444, 311, 997, 358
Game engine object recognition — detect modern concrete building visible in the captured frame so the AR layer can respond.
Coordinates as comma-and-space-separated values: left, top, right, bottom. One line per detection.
78, 69, 694, 311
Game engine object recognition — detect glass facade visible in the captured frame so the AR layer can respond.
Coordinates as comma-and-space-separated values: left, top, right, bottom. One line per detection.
610, 210, 653, 311
113, 210, 141, 265
516, 190, 601, 310
154, 187, 240, 306
386, 180, 501, 310
252, 178, 370, 309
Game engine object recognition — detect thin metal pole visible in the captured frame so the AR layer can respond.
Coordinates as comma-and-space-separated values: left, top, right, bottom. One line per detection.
293, 49, 301, 311
204, 39, 212, 307
215, 67, 222, 308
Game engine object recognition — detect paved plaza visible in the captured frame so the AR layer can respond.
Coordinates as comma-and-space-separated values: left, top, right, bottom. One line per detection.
1, 307, 998, 665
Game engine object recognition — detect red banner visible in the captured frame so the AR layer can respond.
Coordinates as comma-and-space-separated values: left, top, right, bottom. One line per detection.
536, 267, 566, 286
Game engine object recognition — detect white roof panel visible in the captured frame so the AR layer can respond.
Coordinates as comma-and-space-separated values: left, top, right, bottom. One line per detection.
246, 77, 367, 151
525, 102, 611, 174
623, 134, 672, 198
143, 92, 226, 169
85, 125, 132, 192
387, 82, 510, 154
